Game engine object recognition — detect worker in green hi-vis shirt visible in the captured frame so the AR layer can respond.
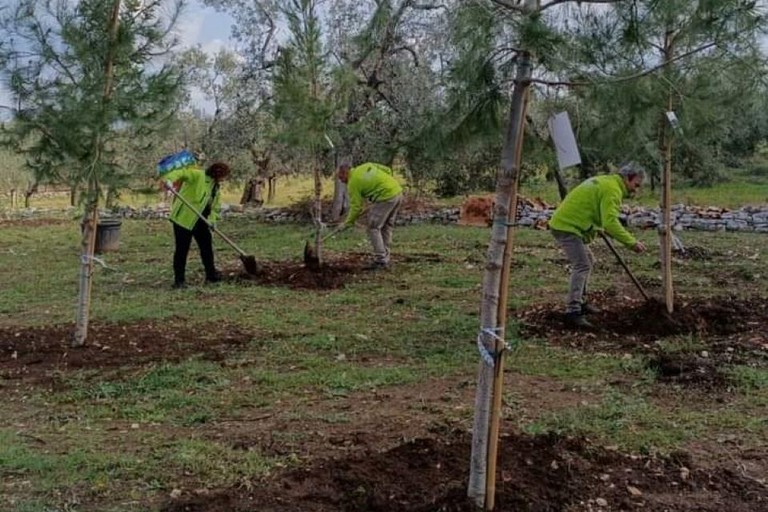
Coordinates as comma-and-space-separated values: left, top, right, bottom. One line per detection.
336, 161, 403, 270
549, 162, 647, 329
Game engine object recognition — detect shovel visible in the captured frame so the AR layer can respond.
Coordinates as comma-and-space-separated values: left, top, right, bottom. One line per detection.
598, 232, 650, 301
303, 224, 347, 269
165, 183, 259, 275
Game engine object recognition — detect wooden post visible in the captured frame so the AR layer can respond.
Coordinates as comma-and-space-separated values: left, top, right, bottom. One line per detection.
468, 45, 533, 508
484, 83, 530, 512
313, 156, 323, 266
73, 195, 99, 346
660, 31, 674, 314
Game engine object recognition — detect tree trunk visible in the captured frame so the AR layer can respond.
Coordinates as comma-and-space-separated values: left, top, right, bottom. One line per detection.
553, 166, 568, 200
312, 156, 324, 266
245, 150, 269, 206
74, 191, 99, 347
240, 178, 264, 206
106, 186, 118, 209
73, 0, 120, 347
267, 175, 276, 203
468, 47, 533, 509
24, 182, 38, 208
330, 177, 348, 222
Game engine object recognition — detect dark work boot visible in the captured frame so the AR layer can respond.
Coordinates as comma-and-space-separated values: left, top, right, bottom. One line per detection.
364, 261, 389, 271
172, 281, 187, 290
565, 312, 594, 329
205, 270, 222, 284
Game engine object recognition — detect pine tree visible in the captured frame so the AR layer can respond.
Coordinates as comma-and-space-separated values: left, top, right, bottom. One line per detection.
0, 0, 185, 346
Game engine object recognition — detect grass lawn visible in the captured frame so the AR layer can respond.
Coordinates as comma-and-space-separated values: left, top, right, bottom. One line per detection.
0, 218, 767, 511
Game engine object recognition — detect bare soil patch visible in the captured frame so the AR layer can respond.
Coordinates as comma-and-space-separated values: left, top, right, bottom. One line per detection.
518, 294, 768, 350
646, 352, 730, 389
0, 320, 254, 388
517, 294, 768, 388
161, 430, 767, 512
225, 252, 445, 290
673, 245, 719, 261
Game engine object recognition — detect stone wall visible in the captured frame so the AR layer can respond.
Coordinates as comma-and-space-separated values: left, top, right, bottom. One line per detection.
3, 202, 768, 233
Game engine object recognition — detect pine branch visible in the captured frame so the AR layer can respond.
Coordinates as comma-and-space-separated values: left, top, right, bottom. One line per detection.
30, 16, 79, 87
412, 3, 449, 10
540, 0, 624, 12
528, 41, 718, 87
489, 0, 525, 13
390, 45, 419, 66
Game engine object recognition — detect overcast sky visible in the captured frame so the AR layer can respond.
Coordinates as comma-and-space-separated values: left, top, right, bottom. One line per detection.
176, 0, 236, 113
177, 0, 234, 59
0, 0, 235, 118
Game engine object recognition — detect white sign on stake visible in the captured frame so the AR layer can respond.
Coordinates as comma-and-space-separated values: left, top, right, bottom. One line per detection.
547, 111, 581, 171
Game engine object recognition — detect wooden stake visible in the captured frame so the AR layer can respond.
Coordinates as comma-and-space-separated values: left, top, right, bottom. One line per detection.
484, 84, 530, 512
660, 31, 675, 314
73, 199, 99, 347
468, 46, 533, 509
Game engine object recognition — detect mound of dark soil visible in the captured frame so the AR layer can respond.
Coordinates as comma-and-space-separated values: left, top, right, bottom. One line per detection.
519, 295, 768, 342
673, 245, 718, 261
161, 431, 767, 512
518, 294, 768, 389
646, 353, 730, 389
0, 320, 254, 387
224, 252, 444, 290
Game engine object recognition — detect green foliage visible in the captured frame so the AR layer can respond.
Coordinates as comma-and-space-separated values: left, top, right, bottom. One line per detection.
558, 0, 768, 185
272, 0, 335, 158
0, 0, 184, 202
404, 3, 505, 194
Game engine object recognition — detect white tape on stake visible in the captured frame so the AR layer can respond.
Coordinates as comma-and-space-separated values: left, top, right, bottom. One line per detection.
476, 327, 508, 367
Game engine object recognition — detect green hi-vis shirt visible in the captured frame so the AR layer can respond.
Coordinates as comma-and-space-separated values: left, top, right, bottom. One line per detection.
344, 162, 403, 226
548, 174, 637, 248
164, 166, 222, 231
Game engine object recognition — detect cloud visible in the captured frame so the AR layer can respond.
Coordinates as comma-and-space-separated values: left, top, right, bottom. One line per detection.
176, 8, 206, 48
200, 38, 230, 55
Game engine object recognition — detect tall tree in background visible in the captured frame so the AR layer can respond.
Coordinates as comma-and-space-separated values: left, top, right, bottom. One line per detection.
272, 0, 336, 265
0, 147, 33, 208
0, 0, 184, 346
563, 0, 768, 313
328, 0, 449, 162
209, 0, 453, 194
406, 1, 506, 195
180, 47, 241, 156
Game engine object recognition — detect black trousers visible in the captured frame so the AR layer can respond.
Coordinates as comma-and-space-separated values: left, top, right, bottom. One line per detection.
173, 219, 216, 284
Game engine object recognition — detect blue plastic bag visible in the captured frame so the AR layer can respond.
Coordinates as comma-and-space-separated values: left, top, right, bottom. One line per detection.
156, 149, 197, 176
